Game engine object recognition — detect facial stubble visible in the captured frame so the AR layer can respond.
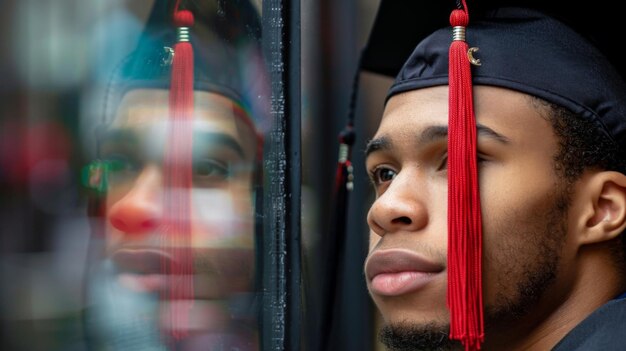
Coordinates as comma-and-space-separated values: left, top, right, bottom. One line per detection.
379, 188, 569, 351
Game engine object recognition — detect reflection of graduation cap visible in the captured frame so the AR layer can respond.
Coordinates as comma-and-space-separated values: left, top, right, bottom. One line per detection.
357, 0, 626, 349
104, 0, 267, 131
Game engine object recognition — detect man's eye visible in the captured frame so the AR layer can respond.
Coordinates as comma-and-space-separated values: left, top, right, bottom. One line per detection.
370, 167, 397, 185
104, 154, 136, 172
477, 153, 489, 164
439, 153, 487, 171
103, 154, 139, 173
438, 154, 448, 171
193, 159, 230, 183
101, 154, 140, 184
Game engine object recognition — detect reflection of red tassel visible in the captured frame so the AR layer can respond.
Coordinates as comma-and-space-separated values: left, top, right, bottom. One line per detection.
163, 8, 194, 340
447, 2, 484, 350
334, 126, 355, 193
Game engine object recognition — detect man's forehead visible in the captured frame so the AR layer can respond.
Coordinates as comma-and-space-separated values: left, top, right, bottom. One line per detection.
380, 85, 546, 125
112, 88, 242, 132
383, 86, 448, 117
375, 86, 447, 136
377, 85, 548, 139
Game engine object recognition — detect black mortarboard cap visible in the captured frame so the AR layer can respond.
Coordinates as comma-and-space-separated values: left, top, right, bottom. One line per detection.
363, 0, 626, 77
362, 0, 626, 151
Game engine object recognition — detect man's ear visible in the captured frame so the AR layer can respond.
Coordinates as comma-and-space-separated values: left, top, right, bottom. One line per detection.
573, 171, 626, 246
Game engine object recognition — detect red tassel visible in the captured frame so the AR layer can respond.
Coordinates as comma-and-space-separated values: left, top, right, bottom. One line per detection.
163, 7, 195, 340
447, 3, 484, 350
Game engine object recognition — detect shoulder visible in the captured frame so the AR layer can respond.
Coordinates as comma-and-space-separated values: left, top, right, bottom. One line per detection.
552, 297, 626, 351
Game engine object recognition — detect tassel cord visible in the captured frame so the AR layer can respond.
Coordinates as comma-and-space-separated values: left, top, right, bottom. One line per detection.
447, 3, 484, 350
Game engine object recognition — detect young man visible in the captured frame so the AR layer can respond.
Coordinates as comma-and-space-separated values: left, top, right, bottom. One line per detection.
362, 1, 626, 350
82, 1, 268, 349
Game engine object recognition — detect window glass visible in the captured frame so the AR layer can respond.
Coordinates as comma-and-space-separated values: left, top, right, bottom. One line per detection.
0, 1, 269, 350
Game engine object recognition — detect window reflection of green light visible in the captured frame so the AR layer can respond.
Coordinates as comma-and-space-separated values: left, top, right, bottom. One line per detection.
81, 161, 109, 193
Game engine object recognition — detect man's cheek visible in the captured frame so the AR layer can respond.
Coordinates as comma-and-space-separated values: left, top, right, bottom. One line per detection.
369, 231, 381, 251
191, 189, 254, 249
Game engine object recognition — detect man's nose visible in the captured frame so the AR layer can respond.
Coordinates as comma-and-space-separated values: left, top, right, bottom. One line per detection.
107, 167, 162, 235
367, 171, 429, 236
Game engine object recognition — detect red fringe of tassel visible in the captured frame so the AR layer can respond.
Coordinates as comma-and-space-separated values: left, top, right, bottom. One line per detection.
447, 5, 484, 351
163, 8, 195, 340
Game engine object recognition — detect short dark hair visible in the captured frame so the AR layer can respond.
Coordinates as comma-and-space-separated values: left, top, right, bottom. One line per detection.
532, 97, 626, 275
539, 101, 626, 181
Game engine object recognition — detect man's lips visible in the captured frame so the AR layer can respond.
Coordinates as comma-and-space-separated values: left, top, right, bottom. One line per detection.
112, 249, 173, 275
111, 249, 175, 294
365, 249, 444, 297
109, 248, 254, 298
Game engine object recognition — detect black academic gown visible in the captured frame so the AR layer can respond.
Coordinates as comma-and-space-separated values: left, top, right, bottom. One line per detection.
552, 297, 626, 350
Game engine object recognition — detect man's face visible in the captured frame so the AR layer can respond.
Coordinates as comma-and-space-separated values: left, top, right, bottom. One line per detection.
99, 89, 258, 335
364, 85, 578, 348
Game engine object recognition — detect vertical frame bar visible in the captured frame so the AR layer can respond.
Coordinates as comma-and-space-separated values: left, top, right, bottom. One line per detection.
288, 0, 302, 349
261, 0, 301, 349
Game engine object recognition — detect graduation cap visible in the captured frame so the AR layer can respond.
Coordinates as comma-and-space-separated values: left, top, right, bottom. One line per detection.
103, 0, 266, 130
361, 0, 626, 149
350, 0, 626, 349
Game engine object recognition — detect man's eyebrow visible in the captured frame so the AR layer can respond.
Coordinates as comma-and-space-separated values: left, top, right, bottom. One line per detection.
97, 128, 138, 145
477, 124, 510, 144
365, 136, 392, 157
98, 128, 245, 158
418, 124, 510, 145
418, 125, 449, 144
364, 123, 510, 158
194, 132, 245, 158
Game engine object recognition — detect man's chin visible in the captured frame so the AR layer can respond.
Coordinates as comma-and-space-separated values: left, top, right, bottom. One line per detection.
379, 321, 461, 351
115, 272, 254, 301
159, 299, 231, 336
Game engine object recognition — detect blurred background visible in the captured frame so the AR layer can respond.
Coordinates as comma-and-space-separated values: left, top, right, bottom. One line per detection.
0, 0, 393, 350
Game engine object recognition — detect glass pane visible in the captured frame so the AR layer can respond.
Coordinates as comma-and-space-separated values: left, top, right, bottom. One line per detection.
0, 0, 269, 350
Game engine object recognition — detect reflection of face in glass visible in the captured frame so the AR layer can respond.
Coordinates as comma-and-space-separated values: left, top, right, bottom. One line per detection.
92, 88, 259, 349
